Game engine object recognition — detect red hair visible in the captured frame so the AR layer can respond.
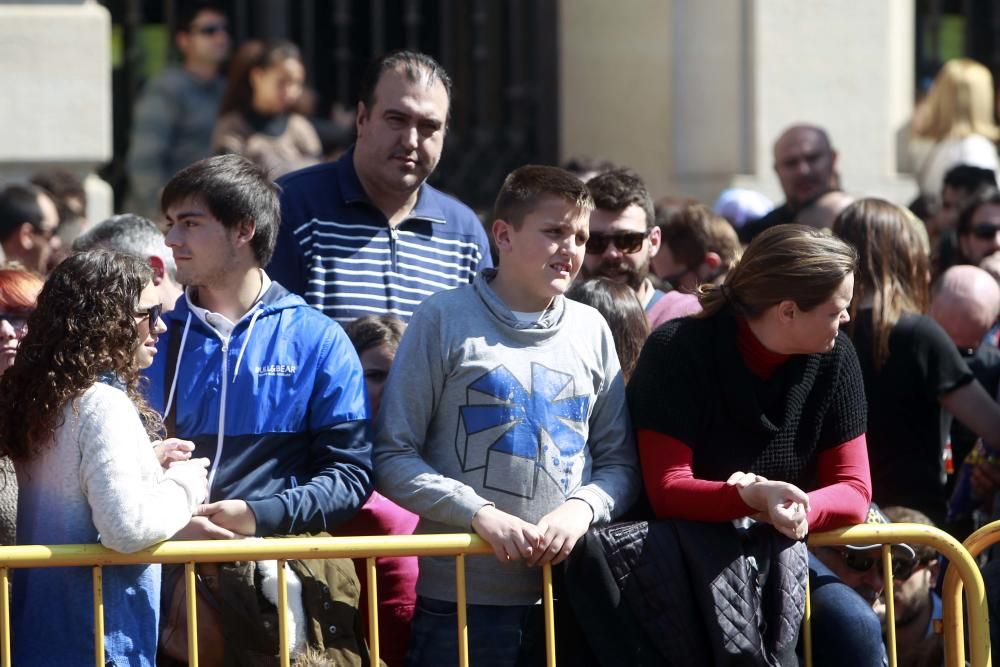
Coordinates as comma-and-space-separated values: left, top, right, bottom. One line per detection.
0, 269, 43, 312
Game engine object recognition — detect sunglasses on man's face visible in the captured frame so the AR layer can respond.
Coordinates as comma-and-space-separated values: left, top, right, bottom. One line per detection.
134, 304, 163, 326
584, 230, 650, 255
193, 22, 228, 36
971, 222, 1000, 241
826, 547, 923, 580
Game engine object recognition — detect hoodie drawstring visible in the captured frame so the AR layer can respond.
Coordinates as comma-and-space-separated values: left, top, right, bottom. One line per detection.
164, 312, 193, 418
233, 307, 264, 382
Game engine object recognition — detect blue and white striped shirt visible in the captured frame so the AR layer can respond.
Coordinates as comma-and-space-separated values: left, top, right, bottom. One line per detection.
270, 149, 493, 323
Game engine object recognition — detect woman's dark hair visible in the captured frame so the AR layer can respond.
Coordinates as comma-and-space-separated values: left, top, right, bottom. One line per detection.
698, 224, 857, 319
833, 198, 930, 369
218, 40, 302, 117
0, 251, 160, 462
566, 278, 649, 382
343, 315, 406, 355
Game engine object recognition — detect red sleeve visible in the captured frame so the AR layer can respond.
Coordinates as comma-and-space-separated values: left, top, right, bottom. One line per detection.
805, 435, 872, 531
638, 429, 756, 521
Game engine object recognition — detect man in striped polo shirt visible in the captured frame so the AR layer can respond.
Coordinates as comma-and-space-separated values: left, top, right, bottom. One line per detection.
268, 50, 493, 324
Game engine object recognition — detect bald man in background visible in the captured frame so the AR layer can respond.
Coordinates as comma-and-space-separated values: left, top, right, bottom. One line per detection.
739, 124, 840, 243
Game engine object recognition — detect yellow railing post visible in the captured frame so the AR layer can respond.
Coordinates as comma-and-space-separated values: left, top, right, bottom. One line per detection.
278, 559, 290, 667
802, 578, 812, 667
366, 556, 380, 667
456, 554, 469, 667
542, 563, 556, 667
882, 545, 897, 667
185, 562, 199, 667
92, 566, 104, 667
0, 567, 9, 667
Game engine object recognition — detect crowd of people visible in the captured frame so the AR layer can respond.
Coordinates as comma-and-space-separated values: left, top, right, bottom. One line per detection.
3, 2, 1000, 666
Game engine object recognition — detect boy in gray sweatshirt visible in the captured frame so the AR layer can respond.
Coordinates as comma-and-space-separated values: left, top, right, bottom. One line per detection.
374, 165, 640, 666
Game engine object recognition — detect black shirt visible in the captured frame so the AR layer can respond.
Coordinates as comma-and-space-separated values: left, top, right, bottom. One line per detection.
851, 310, 974, 524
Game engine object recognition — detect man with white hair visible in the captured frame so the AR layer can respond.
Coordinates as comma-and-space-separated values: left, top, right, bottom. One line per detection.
72, 213, 184, 311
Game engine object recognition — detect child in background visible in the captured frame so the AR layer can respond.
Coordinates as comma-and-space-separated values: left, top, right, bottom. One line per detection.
339, 315, 418, 667
374, 165, 640, 666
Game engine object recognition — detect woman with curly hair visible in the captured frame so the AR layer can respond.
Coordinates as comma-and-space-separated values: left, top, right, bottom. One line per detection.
0, 251, 209, 666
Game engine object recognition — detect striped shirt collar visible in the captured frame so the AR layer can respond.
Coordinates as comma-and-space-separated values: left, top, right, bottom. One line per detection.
339, 146, 449, 225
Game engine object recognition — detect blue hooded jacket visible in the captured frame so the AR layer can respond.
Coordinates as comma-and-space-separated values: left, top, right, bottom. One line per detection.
145, 281, 372, 536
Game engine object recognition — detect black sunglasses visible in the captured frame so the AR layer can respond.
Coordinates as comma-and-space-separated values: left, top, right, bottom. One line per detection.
0, 313, 29, 335
826, 547, 923, 580
585, 230, 651, 255
971, 222, 1000, 241
193, 22, 228, 36
135, 304, 163, 326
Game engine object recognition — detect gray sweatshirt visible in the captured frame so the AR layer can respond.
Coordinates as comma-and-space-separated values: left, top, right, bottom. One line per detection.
374, 270, 640, 605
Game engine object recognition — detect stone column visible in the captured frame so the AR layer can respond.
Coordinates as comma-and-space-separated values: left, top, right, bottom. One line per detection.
560, 0, 917, 206
0, 0, 113, 223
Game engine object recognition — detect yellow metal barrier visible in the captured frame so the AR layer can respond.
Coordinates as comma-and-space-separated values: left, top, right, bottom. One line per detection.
809, 523, 991, 667
0, 534, 555, 667
944, 520, 1000, 667
1, 526, 988, 666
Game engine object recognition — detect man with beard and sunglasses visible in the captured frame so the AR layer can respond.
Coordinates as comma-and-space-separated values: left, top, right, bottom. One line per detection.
268, 50, 492, 324
582, 169, 700, 329
809, 504, 918, 667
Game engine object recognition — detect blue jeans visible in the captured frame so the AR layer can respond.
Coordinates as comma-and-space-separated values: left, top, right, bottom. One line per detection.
405, 596, 544, 667
805, 553, 888, 667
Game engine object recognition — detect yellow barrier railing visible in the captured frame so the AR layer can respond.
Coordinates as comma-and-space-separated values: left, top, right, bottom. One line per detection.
809, 523, 991, 667
944, 519, 1000, 667
0, 526, 990, 667
0, 534, 555, 667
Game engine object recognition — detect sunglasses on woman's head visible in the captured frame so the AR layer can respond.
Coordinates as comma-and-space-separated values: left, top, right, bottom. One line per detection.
584, 230, 651, 255
826, 547, 923, 580
134, 304, 162, 326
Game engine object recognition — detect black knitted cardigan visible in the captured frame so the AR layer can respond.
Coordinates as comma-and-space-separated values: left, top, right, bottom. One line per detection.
628, 310, 867, 490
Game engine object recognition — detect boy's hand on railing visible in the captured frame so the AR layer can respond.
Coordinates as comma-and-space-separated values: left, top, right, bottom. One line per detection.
736, 479, 810, 541
195, 499, 257, 537
172, 516, 239, 540
529, 498, 593, 567
471, 505, 543, 563
152, 438, 196, 468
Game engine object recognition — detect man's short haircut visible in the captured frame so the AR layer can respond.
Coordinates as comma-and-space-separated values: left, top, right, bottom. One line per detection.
176, 1, 224, 33
73, 214, 177, 282
160, 154, 280, 267
492, 165, 593, 229
562, 156, 617, 182
0, 184, 46, 243
943, 164, 997, 195
358, 50, 452, 112
30, 168, 86, 220
957, 186, 1000, 235
881, 506, 937, 562
661, 203, 741, 270
586, 169, 656, 230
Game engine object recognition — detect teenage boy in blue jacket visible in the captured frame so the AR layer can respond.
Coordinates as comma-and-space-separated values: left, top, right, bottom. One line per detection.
145, 154, 372, 540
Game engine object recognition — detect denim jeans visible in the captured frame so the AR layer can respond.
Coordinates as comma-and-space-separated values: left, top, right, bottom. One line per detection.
804, 553, 888, 667
405, 596, 544, 667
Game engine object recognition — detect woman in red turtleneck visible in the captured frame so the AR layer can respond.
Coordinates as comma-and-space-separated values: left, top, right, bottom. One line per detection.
627, 224, 877, 666
629, 224, 871, 538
